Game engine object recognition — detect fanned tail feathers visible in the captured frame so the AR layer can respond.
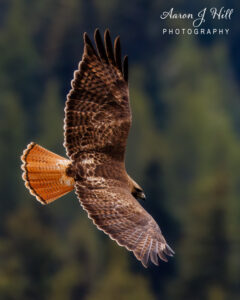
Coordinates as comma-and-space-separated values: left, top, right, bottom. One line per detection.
21, 142, 74, 204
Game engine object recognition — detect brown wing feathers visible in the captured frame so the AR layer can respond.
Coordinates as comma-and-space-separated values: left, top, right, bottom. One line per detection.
103, 29, 129, 81
75, 184, 174, 267
64, 29, 131, 160
85, 29, 127, 81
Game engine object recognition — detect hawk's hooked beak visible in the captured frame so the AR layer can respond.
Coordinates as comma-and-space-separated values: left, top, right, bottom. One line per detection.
138, 191, 146, 201
132, 188, 146, 201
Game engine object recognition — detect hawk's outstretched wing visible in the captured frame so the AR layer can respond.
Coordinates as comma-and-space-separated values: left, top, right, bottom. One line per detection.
64, 29, 174, 267
76, 182, 174, 267
64, 29, 130, 161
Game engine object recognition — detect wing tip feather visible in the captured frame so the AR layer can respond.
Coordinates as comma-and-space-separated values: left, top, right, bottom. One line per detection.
83, 28, 128, 82
114, 36, 122, 72
123, 55, 128, 82
94, 28, 108, 62
139, 239, 174, 267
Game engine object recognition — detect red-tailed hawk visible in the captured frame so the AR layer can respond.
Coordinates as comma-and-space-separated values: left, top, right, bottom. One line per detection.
21, 29, 174, 267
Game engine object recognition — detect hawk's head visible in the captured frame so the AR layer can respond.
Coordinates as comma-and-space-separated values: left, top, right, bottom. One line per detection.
127, 174, 146, 201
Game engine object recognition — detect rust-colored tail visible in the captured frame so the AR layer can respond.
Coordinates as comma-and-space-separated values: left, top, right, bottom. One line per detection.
21, 142, 75, 204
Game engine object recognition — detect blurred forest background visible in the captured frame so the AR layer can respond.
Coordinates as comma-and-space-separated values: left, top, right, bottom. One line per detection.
1, 0, 240, 299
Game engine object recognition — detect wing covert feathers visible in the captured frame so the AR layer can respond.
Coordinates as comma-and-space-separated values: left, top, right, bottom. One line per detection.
21, 143, 74, 204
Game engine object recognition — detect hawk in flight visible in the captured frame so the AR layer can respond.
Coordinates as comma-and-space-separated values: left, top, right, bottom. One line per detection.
21, 29, 174, 267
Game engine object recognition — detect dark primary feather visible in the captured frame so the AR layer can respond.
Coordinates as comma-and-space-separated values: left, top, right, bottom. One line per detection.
95, 28, 108, 63
84, 33, 98, 57
114, 36, 122, 72
123, 55, 128, 82
104, 29, 115, 65
63, 29, 174, 267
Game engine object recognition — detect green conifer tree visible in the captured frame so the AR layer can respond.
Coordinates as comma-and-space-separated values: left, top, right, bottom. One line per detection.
87, 243, 155, 300
0, 92, 25, 218
160, 38, 240, 299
